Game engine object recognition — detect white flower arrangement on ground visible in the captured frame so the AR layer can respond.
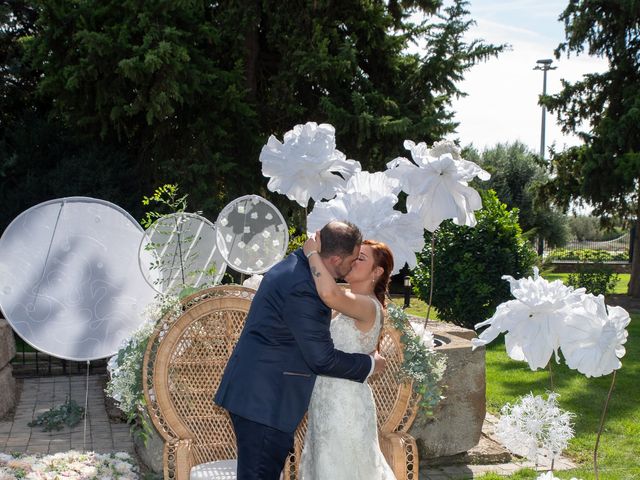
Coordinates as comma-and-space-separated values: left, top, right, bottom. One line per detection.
496, 392, 574, 465
105, 295, 181, 422
536, 471, 582, 480
0, 450, 138, 479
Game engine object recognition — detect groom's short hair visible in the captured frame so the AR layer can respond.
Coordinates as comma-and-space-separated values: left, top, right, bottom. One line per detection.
319, 221, 362, 258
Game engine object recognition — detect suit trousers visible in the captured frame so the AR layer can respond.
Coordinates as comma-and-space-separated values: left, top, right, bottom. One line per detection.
231, 413, 295, 480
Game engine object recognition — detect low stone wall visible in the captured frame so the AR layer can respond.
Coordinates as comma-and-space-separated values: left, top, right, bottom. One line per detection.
0, 318, 18, 418
408, 320, 486, 458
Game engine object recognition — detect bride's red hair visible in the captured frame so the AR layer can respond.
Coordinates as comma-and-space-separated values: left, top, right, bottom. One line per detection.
364, 240, 394, 308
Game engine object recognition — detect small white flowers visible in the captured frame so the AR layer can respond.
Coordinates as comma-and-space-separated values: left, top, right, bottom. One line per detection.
496, 393, 574, 464
106, 296, 181, 417
0, 451, 138, 479
536, 471, 582, 480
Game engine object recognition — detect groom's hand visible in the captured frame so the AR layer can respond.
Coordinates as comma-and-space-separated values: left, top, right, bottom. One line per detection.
371, 351, 386, 375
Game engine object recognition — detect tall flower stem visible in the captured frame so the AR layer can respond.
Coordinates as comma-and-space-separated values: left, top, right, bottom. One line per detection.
594, 370, 617, 480
423, 229, 437, 330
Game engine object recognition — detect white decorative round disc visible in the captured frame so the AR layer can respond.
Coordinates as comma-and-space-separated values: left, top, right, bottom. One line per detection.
0, 197, 156, 361
215, 195, 289, 274
139, 212, 226, 295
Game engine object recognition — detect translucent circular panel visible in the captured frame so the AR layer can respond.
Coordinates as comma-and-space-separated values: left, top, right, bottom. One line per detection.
0, 197, 156, 361
215, 195, 289, 274
139, 212, 226, 295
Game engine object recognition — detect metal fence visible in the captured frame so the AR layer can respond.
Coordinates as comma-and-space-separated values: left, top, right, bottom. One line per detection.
11, 333, 107, 378
543, 230, 633, 263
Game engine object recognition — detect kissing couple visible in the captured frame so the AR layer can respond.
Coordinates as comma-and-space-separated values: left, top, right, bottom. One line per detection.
215, 220, 397, 479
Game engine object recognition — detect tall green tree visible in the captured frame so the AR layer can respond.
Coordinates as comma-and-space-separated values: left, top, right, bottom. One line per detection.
466, 142, 569, 248
8, 0, 501, 223
540, 0, 640, 297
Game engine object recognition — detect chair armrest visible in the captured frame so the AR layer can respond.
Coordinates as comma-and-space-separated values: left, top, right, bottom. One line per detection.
165, 438, 196, 480
378, 431, 419, 480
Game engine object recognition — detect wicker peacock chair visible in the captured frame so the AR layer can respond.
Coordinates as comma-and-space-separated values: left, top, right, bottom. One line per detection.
143, 285, 421, 480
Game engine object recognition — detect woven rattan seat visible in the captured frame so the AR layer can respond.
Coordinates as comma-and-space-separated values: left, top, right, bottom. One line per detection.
143, 285, 420, 479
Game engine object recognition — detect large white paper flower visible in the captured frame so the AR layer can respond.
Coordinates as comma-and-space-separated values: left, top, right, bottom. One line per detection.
259, 122, 361, 207
307, 171, 425, 274
385, 140, 490, 232
472, 269, 586, 370
559, 294, 630, 378
496, 392, 574, 464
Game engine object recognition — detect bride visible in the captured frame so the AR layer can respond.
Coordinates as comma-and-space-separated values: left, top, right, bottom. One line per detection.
300, 233, 397, 480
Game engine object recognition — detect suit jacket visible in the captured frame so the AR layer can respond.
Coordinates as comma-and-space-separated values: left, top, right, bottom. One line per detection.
214, 248, 372, 433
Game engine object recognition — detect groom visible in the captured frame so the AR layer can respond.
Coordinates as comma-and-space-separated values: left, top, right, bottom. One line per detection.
215, 220, 386, 479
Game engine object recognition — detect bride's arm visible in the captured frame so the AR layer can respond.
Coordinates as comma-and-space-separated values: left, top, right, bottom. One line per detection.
303, 234, 376, 329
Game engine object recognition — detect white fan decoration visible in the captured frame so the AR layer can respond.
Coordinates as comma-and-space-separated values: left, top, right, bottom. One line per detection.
307, 171, 425, 274
259, 122, 361, 207
215, 195, 289, 275
386, 140, 490, 232
0, 197, 155, 361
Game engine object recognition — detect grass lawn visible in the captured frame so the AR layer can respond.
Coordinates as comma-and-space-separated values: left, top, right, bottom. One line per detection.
479, 311, 639, 479
391, 294, 639, 479
541, 272, 631, 294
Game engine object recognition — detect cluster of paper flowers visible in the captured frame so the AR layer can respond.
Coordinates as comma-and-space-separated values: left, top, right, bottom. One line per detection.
259, 122, 490, 273
496, 392, 574, 464
472, 268, 630, 378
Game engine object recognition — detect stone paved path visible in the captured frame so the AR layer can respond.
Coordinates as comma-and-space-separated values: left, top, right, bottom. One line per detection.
0, 374, 578, 478
0, 375, 133, 455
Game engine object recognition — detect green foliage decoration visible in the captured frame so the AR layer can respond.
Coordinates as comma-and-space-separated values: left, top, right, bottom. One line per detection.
28, 398, 85, 432
412, 190, 537, 329
387, 303, 446, 418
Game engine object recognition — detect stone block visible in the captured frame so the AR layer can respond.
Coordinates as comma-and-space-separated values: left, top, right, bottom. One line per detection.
408, 320, 486, 458
0, 319, 16, 368
0, 363, 17, 418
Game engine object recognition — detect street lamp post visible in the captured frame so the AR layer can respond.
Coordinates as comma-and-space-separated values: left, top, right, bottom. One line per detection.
534, 59, 557, 160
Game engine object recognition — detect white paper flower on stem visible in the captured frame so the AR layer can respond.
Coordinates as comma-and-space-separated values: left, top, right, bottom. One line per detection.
259, 122, 361, 207
496, 392, 574, 464
307, 171, 425, 274
559, 294, 630, 378
385, 140, 490, 232
472, 268, 586, 370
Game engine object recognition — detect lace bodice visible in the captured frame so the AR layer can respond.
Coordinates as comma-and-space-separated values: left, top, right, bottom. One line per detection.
329, 296, 382, 354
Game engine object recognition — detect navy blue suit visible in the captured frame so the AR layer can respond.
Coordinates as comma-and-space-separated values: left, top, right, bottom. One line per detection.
215, 248, 372, 478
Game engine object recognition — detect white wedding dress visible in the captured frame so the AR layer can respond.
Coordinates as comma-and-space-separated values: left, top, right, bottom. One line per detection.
300, 297, 397, 480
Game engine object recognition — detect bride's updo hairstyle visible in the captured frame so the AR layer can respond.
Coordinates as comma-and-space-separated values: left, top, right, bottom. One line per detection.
364, 240, 394, 308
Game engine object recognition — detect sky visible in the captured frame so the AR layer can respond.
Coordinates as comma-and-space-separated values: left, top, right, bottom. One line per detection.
434, 0, 608, 156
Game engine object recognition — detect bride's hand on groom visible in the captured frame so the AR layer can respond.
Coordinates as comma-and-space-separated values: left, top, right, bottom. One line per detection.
303, 230, 321, 257
371, 351, 386, 375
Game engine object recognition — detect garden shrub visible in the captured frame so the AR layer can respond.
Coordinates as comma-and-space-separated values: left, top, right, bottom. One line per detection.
566, 252, 620, 296
412, 190, 537, 329
547, 248, 629, 262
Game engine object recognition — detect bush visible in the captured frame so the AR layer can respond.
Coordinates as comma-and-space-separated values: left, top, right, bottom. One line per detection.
547, 248, 629, 262
412, 190, 537, 329
566, 252, 620, 296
